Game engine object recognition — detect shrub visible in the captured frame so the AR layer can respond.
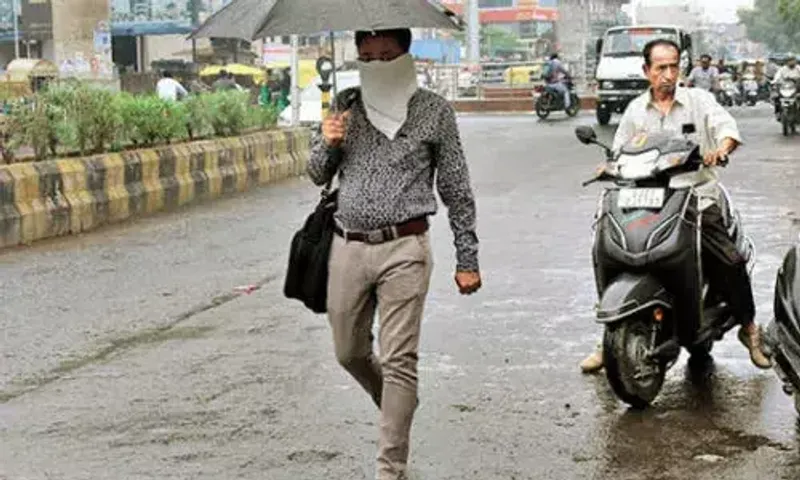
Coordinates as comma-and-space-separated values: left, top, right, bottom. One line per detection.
4, 81, 281, 161
207, 90, 250, 137
117, 94, 188, 147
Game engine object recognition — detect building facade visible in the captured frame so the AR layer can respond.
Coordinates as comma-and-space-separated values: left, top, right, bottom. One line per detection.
442, 0, 559, 42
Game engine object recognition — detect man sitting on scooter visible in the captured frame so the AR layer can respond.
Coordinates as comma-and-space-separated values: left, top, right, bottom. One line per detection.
772, 56, 800, 119
580, 39, 772, 373
687, 54, 719, 92
543, 53, 571, 110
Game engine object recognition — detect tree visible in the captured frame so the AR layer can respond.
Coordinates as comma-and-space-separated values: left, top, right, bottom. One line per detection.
778, 0, 800, 23
453, 25, 524, 58
738, 0, 800, 53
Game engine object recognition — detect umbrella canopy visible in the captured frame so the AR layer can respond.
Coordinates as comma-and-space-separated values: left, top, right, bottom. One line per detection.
190, 0, 463, 40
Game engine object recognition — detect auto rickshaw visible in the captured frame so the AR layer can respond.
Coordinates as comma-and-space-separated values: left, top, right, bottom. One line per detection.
0, 58, 59, 104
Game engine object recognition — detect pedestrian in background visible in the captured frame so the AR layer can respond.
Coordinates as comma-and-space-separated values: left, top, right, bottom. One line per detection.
156, 70, 188, 102
307, 27, 482, 480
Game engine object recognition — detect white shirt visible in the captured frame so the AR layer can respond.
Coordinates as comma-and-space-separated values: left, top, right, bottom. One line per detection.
774, 65, 800, 83
613, 87, 743, 209
156, 78, 188, 101
687, 66, 719, 91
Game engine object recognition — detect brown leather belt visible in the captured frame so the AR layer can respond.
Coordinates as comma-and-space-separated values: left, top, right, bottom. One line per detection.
334, 217, 429, 244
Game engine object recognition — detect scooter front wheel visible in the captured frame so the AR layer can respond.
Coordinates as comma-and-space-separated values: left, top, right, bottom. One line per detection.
535, 95, 552, 119
603, 318, 666, 409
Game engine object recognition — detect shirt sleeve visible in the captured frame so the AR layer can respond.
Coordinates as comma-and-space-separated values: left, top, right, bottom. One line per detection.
434, 101, 479, 272
306, 127, 343, 186
612, 100, 639, 152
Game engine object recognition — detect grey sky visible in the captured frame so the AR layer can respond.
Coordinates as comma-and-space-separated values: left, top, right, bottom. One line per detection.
699, 0, 754, 22
634, 0, 755, 23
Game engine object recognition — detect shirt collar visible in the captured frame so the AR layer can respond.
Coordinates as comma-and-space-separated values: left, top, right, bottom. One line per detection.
646, 86, 689, 110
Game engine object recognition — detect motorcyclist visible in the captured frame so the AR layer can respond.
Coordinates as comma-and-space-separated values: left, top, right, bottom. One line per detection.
579, 38, 772, 373
687, 54, 719, 92
772, 55, 800, 118
543, 52, 572, 110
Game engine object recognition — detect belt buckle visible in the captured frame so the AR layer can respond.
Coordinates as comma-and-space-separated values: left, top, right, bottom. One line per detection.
366, 230, 385, 244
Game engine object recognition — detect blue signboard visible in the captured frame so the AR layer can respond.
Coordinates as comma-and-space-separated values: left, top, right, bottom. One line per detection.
110, 0, 217, 36
0, 0, 17, 43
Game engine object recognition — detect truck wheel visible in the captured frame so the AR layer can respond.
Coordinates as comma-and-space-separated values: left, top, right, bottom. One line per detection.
596, 108, 611, 126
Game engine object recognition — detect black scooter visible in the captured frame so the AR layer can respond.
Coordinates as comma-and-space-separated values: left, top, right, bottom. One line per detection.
577, 125, 755, 408
535, 80, 580, 120
767, 243, 800, 413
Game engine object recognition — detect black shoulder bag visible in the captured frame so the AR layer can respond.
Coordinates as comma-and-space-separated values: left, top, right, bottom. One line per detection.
283, 88, 360, 314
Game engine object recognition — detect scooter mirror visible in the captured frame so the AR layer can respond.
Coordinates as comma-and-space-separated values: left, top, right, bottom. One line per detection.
575, 126, 597, 145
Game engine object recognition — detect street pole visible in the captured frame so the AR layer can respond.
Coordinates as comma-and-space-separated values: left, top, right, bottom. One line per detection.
581, 0, 588, 91
190, 0, 199, 65
467, 0, 480, 63
290, 34, 300, 126
12, 0, 19, 59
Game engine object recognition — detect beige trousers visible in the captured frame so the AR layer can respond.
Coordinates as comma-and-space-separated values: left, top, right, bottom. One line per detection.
327, 232, 433, 480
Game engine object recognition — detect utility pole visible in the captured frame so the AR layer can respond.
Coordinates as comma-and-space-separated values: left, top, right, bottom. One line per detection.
290, 34, 300, 126
12, 0, 19, 59
467, 0, 480, 63
189, 0, 200, 64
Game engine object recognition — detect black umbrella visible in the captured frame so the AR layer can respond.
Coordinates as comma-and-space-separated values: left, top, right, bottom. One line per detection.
190, 0, 463, 40
190, 0, 463, 113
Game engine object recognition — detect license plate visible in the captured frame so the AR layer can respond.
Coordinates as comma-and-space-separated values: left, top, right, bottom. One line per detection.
618, 188, 665, 209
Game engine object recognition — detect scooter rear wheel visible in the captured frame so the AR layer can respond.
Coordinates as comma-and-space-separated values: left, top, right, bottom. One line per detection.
603, 319, 666, 409
566, 94, 580, 117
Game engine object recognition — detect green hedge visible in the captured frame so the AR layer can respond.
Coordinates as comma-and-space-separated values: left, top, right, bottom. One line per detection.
4, 81, 280, 161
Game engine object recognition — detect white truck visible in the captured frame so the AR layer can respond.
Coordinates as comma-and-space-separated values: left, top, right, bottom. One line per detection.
593, 25, 693, 125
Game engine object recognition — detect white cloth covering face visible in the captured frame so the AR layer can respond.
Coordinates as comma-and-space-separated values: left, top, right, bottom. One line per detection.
356, 53, 419, 140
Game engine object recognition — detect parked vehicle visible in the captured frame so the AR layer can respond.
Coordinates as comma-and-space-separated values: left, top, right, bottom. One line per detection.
593, 25, 693, 125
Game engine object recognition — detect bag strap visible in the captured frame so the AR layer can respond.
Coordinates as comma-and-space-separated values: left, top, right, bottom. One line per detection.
323, 88, 362, 194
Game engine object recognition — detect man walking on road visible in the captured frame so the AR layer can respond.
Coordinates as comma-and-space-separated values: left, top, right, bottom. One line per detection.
580, 39, 771, 374
307, 28, 481, 480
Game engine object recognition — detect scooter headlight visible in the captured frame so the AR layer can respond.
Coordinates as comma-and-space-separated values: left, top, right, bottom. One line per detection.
616, 150, 660, 179
780, 82, 797, 98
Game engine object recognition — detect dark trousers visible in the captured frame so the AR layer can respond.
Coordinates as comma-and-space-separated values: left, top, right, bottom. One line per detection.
701, 204, 756, 325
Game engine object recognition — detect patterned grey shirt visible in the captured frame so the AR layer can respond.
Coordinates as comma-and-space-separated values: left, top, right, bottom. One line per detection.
307, 87, 479, 272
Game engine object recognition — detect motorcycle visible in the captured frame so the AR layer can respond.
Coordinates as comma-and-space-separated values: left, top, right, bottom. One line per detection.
576, 125, 755, 408
716, 73, 742, 107
775, 78, 799, 136
535, 80, 580, 120
767, 242, 800, 414
740, 72, 760, 106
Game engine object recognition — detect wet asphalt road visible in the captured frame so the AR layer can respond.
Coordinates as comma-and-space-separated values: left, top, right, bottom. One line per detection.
2, 104, 800, 480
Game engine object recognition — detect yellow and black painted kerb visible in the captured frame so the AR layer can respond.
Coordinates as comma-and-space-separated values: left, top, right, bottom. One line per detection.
0, 128, 311, 249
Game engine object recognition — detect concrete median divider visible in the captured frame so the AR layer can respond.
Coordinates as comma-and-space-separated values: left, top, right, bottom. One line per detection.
0, 128, 311, 248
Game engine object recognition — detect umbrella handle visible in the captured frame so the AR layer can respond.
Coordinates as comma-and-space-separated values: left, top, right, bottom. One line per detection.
329, 31, 338, 112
